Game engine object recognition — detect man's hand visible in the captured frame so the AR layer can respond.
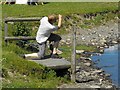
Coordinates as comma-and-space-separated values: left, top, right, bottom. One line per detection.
58, 14, 62, 29
58, 14, 62, 19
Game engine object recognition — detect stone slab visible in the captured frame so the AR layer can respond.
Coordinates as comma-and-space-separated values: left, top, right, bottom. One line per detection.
29, 58, 71, 70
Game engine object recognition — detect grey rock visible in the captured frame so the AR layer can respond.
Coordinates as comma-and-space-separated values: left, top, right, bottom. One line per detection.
84, 62, 91, 66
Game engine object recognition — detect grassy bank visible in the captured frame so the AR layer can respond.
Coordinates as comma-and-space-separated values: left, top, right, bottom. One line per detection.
2, 2, 118, 18
2, 43, 70, 88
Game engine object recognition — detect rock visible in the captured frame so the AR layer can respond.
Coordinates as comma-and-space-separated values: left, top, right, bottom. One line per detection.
104, 44, 109, 48
105, 73, 111, 77
60, 40, 66, 45
91, 42, 95, 45
66, 38, 71, 42
82, 37, 85, 40
76, 50, 84, 54
84, 62, 91, 66
99, 47, 104, 49
66, 42, 71, 45
99, 79, 103, 85
90, 85, 100, 88
91, 69, 103, 74
105, 85, 113, 88
86, 58, 92, 61
76, 66, 80, 71
80, 57, 86, 60
112, 40, 117, 44
100, 39, 106, 45
84, 71, 91, 76
80, 57, 91, 61
98, 34, 102, 37
60, 40, 66, 43
100, 49, 104, 53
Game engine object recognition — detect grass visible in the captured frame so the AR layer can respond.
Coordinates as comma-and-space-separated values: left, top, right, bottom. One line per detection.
2, 2, 118, 35
2, 2, 118, 18
59, 45, 97, 60
2, 43, 70, 88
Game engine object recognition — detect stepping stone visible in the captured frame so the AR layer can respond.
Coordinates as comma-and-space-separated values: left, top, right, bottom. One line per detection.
29, 58, 71, 70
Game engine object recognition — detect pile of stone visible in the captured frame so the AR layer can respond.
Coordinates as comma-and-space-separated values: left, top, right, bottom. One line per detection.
58, 57, 117, 89
60, 21, 119, 48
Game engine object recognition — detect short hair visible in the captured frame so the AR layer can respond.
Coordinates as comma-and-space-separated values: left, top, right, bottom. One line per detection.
48, 14, 57, 23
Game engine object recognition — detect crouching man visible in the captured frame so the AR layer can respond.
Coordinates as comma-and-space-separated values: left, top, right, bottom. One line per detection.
36, 14, 62, 59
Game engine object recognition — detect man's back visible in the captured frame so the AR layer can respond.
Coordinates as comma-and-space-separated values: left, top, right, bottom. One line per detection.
36, 16, 58, 44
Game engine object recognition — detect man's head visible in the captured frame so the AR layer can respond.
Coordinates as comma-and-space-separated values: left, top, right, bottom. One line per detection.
48, 14, 58, 24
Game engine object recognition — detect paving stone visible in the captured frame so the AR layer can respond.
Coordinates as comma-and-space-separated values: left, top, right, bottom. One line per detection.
29, 58, 71, 70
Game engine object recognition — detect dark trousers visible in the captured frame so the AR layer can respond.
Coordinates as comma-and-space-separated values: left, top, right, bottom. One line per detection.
38, 33, 61, 58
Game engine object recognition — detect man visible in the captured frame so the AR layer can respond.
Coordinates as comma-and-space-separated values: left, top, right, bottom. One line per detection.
36, 14, 62, 59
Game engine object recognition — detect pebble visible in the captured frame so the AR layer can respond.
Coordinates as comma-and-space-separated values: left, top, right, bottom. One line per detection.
76, 50, 84, 54
84, 62, 91, 66
61, 20, 118, 47
112, 41, 117, 44
90, 85, 100, 88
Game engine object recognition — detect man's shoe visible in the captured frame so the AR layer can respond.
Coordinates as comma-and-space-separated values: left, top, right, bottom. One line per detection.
57, 49, 63, 54
51, 53, 62, 59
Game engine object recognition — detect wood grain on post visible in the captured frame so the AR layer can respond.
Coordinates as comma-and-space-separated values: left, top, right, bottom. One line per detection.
4, 17, 41, 22
4, 36, 36, 40
4, 22, 8, 44
71, 25, 76, 82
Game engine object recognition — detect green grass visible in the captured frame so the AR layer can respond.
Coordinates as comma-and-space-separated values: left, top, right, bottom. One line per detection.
2, 43, 70, 88
59, 45, 97, 60
2, 2, 118, 18
2, 2, 118, 35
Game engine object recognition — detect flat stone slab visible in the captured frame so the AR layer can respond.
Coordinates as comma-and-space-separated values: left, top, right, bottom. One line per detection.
29, 58, 71, 70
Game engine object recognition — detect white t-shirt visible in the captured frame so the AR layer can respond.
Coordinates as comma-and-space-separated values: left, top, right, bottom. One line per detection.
36, 17, 58, 44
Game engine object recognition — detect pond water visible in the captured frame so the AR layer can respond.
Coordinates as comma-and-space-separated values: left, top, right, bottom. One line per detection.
91, 44, 119, 87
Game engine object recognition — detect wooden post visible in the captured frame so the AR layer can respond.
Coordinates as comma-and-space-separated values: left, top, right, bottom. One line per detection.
71, 25, 76, 82
4, 17, 41, 22
4, 36, 36, 40
4, 21, 8, 45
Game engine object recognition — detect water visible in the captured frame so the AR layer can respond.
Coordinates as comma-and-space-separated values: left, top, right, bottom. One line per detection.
91, 44, 119, 87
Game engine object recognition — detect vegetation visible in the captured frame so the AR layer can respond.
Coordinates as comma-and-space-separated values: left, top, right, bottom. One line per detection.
2, 2, 118, 17
2, 43, 70, 88
2, 2, 118, 88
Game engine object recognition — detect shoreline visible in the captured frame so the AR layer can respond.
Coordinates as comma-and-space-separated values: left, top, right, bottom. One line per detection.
58, 46, 118, 89
58, 20, 119, 89
58, 55, 117, 89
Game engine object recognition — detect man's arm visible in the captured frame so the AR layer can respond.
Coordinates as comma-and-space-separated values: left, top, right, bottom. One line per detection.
58, 14, 62, 29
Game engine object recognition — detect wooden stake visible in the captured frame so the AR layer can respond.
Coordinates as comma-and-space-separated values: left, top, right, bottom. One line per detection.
4, 22, 8, 45
71, 25, 76, 82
